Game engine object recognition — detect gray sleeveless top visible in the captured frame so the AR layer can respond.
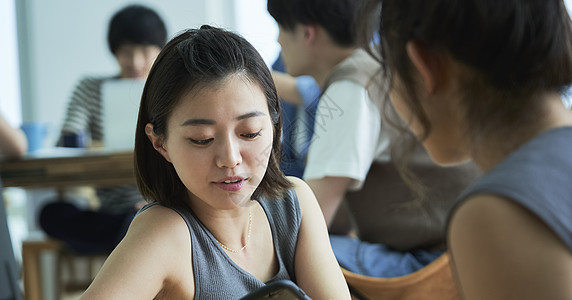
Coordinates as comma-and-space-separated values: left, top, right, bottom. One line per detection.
448, 127, 572, 252
139, 188, 302, 299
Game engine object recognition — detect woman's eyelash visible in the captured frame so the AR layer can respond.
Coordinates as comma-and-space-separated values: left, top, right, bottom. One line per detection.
188, 131, 261, 145
241, 130, 262, 139
189, 138, 214, 145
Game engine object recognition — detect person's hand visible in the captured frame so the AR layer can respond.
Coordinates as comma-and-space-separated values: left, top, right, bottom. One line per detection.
0, 113, 27, 157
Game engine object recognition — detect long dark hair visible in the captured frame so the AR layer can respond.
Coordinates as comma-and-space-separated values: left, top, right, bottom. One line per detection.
361, 0, 572, 142
134, 25, 292, 207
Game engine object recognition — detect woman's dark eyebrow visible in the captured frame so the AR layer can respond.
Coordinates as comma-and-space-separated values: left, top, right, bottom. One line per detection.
181, 111, 266, 126
236, 111, 266, 121
180, 119, 215, 126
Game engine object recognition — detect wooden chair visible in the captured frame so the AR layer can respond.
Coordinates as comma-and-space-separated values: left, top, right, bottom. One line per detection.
21, 238, 107, 300
341, 252, 459, 300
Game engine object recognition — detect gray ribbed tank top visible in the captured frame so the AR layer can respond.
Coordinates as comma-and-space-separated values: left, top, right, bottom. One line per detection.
447, 127, 572, 252
139, 188, 302, 298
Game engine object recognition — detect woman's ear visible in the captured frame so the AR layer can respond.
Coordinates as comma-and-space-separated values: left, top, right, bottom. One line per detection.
145, 123, 171, 162
406, 41, 441, 94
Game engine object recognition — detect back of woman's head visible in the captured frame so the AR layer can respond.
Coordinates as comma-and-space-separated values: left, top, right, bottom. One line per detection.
107, 4, 167, 54
364, 0, 572, 137
381, 0, 572, 90
134, 25, 290, 207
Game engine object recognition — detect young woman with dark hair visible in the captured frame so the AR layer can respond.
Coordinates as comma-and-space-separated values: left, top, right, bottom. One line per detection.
80, 26, 350, 299
361, 0, 572, 298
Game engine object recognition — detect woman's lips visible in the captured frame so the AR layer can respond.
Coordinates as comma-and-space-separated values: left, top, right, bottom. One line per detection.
213, 178, 246, 192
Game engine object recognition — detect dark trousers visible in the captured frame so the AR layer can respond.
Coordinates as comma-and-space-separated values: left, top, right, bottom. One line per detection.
39, 201, 135, 254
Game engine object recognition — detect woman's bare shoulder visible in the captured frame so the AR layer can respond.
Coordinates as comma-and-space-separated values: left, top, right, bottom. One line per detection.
286, 176, 312, 196
286, 176, 316, 211
81, 204, 194, 299
448, 194, 572, 299
130, 204, 190, 245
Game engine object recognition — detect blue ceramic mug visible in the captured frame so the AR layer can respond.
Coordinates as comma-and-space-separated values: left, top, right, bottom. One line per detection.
20, 122, 47, 153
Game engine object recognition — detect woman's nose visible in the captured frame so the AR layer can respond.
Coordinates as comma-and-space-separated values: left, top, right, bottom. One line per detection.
215, 137, 242, 168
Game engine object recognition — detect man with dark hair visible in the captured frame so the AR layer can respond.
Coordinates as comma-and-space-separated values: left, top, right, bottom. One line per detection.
268, 0, 480, 278
39, 4, 167, 254
61, 4, 167, 142
269, 0, 385, 232
107, 5, 168, 57
268, 1, 373, 229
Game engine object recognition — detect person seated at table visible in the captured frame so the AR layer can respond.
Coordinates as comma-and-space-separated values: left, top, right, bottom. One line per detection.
271, 52, 321, 178
0, 113, 26, 299
39, 4, 167, 254
79, 25, 350, 299
360, 0, 572, 298
268, 0, 480, 278
0, 112, 27, 158
0, 110, 27, 299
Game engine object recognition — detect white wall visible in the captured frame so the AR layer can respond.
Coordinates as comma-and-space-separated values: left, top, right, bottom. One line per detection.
235, 0, 280, 66
0, 0, 22, 127
16, 0, 279, 147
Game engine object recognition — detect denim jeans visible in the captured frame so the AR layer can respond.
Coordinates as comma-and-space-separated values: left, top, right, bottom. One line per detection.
330, 235, 442, 278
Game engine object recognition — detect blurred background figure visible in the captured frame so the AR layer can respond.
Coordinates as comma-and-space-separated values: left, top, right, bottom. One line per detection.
362, 0, 572, 298
271, 52, 321, 178
38, 4, 167, 255
0, 113, 27, 158
0, 111, 27, 300
268, 0, 480, 279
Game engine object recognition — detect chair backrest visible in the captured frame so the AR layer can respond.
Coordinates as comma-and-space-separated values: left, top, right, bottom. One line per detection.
342, 252, 459, 300
0, 181, 22, 300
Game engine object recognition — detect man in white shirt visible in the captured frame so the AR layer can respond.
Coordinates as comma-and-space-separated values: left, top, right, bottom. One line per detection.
268, 0, 387, 225
268, 0, 480, 278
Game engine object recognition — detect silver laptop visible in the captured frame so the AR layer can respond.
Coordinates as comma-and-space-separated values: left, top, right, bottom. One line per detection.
101, 79, 145, 151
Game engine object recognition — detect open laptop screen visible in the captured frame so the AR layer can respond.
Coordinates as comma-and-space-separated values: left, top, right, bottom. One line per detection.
101, 79, 145, 151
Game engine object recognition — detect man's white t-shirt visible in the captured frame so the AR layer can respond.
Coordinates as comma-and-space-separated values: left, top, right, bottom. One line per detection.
303, 80, 390, 190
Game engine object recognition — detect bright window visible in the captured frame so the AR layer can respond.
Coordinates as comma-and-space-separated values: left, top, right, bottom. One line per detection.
0, 0, 22, 126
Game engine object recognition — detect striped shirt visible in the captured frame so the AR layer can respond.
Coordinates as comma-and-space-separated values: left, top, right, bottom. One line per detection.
60, 76, 112, 142
60, 75, 143, 213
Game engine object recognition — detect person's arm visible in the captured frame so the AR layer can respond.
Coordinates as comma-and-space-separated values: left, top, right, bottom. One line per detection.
80, 205, 194, 299
0, 114, 27, 157
272, 71, 303, 105
291, 176, 351, 299
448, 194, 572, 300
303, 81, 382, 228
59, 77, 103, 147
306, 177, 352, 227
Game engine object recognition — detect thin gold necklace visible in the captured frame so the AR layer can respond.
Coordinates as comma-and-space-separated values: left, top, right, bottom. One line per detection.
215, 207, 252, 253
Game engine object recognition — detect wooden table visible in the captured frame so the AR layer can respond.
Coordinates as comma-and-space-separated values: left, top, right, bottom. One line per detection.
0, 148, 136, 300
0, 148, 136, 189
